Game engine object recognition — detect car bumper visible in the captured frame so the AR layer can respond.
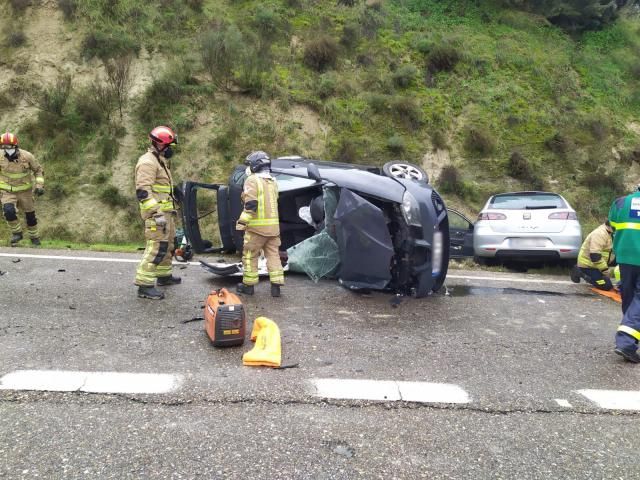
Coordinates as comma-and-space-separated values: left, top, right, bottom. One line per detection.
474, 232, 581, 259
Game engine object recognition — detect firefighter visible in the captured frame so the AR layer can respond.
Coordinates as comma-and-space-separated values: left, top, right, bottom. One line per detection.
0, 132, 44, 246
610, 185, 640, 363
133, 126, 181, 300
570, 220, 615, 290
236, 151, 284, 297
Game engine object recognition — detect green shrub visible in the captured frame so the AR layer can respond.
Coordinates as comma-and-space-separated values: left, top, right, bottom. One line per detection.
185, 0, 203, 12
255, 6, 280, 40
334, 139, 359, 163
303, 35, 339, 72
136, 63, 192, 125
47, 182, 67, 201
341, 23, 360, 49
464, 126, 496, 156
581, 167, 624, 192
438, 165, 463, 194
74, 87, 109, 129
544, 133, 571, 156
98, 135, 119, 165
431, 130, 448, 149
360, 6, 384, 38
367, 93, 389, 113
414, 37, 432, 55
99, 185, 129, 209
92, 172, 109, 185
200, 24, 245, 89
317, 72, 338, 99
508, 151, 533, 180
386, 134, 405, 153
211, 125, 239, 154
10, 0, 30, 13
389, 96, 422, 129
81, 29, 140, 60
58, 0, 76, 20
391, 64, 417, 89
41, 75, 72, 117
7, 30, 26, 47
427, 44, 461, 74
587, 118, 609, 141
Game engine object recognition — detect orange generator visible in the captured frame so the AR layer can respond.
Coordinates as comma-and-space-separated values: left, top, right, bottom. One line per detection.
204, 288, 246, 347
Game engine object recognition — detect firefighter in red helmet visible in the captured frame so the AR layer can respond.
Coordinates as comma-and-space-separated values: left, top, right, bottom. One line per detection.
133, 126, 181, 300
0, 132, 44, 246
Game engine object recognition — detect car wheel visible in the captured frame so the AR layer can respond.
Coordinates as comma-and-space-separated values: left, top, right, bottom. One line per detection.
382, 161, 429, 184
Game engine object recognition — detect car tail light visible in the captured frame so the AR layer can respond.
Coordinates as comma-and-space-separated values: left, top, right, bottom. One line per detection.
548, 212, 577, 220
477, 212, 507, 220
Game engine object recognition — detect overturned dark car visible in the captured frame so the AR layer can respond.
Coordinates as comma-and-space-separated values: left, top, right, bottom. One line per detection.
180, 157, 463, 298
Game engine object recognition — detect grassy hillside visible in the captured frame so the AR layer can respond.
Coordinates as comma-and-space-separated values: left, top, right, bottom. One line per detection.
0, 0, 639, 246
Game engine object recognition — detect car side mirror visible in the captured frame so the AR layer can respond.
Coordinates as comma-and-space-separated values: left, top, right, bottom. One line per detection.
307, 163, 322, 182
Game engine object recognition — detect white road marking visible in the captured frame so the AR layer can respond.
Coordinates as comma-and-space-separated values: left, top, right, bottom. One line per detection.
310, 378, 470, 404
577, 389, 640, 411
554, 399, 572, 408
0, 253, 575, 284
0, 252, 199, 266
446, 274, 572, 285
0, 370, 181, 394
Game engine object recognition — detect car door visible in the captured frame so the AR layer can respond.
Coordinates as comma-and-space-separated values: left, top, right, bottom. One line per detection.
448, 208, 474, 258
180, 181, 236, 254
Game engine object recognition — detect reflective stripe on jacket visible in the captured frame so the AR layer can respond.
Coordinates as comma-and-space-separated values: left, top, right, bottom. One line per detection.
134, 150, 175, 220
577, 224, 612, 270
240, 174, 280, 236
0, 149, 44, 192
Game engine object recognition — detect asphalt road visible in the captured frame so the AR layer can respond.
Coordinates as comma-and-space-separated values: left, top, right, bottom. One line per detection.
1, 248, 638, 479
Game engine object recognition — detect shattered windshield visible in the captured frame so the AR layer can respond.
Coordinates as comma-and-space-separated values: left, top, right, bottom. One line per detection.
275, 174, 317, 193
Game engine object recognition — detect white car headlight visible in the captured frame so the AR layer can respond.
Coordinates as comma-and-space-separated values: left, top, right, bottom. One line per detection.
402, 191, 421, 226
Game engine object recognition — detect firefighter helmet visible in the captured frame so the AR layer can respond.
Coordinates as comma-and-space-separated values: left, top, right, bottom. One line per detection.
245, 150, 271, 173
0, 132, 18, 148
149, 126, 177, 148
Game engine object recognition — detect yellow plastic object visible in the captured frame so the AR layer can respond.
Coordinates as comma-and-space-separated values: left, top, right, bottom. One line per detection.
242, 317, 281, 367
614, 265, 621, 283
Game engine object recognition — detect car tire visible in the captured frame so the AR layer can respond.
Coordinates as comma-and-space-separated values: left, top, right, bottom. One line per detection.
382, 161, 429, 184
474, 256, 499, 267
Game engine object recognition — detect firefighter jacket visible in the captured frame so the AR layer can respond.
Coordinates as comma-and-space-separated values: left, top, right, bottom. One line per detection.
0, 149, 44, 193
238, 173, 280, 236
135, 149, 175, 220
577, 223, 613, 271
609, 191, 640, 266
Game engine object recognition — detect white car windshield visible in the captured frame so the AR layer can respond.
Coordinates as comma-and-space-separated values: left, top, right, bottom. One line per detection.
489, 193, 566, 210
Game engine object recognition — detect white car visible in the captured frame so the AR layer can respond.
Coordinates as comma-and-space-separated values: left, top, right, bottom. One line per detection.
473, 191, 582, 263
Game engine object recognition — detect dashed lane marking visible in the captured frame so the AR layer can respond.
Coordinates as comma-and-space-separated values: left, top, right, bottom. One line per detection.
310, 378, 471, 404
0, 370, 182, 394
554, 399, 572, 408
577, 389, 640, 411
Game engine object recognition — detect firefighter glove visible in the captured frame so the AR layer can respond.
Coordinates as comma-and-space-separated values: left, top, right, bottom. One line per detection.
34, 187, 44, 196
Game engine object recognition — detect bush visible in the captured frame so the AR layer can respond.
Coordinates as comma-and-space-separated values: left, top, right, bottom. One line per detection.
340, 23, 360, 49
92, 172, 109, 185
391, 64, 417, 89
99, 185, 129, 209
367, 93, 388, 113
200, 24, 245, 89
75, 85, 110, 129
211, 125, 239, 154
97, 135, 119, 165
438, 166, 463, 194
58, 0, 76, 20
136, 64, 192, 125
581, 168, 624, 193
185, 0, 203, 12
7, 31, 26, 48
360, 6, 384, 38
255, 6, 280, 40
303, 36, 339, 72
10, 0, 31, 13
544, 133, 570, 156
427, 44, 461, 74
386, 134, 405, 153
389, 96, 422, 129
588, 119, 609, 141
81, 29, 140, 60
317, 72, 338, 99
335, 139, 359, 163
464, 126, 496, 156
508, 151, 533, 181
431, 130, 448, 150
41, 75, 72, 117
47, 182, 67, 201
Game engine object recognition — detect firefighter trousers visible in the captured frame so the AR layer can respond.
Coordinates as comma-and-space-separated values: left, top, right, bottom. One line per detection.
615, 264, 640, 353
242, 231, 284, 286
578, 267, 613, 291
1, 190, 39, 239
135, 214, 176, 287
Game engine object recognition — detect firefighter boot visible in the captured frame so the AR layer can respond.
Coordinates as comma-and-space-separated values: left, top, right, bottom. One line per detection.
10, 232, 23, 246
157, 275, 182, 286
236, 283, 254, 295
137, 286, 165, 300
570, 266, 581, 284
615, 348, 640, 363
271, 283, 281, 297
31, 237, 41, 246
